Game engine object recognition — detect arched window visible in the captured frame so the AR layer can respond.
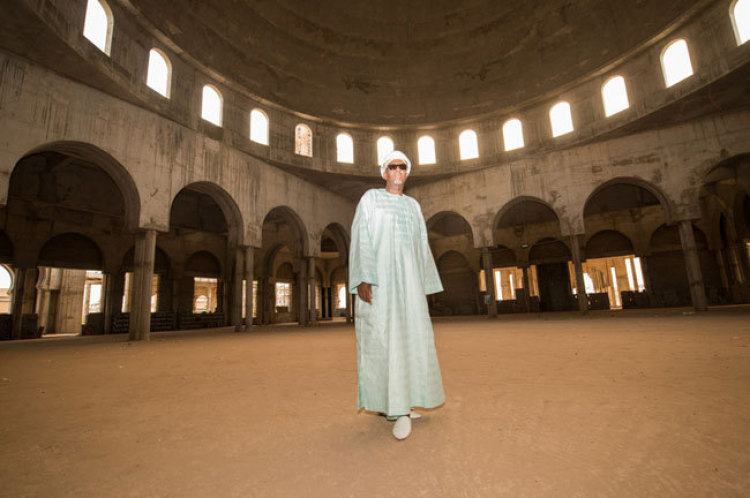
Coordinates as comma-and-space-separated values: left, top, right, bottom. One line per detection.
295, 124, 313, 157
502, 119, 524, 151
731, 0, 750, 45
377, 137, 394, 165
550, 102, 574, 137
459, 130, 479, 160
146, 49, 171, 98
201, 85, 222, 126
337, 133, 354, 163
250, 109, 269, 145
418, 136, 436, 165
661, 39, 694, 87
602, 75, 629, 117
83, 0, 113, 55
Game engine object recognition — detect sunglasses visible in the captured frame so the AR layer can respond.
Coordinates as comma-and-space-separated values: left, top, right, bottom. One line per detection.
387, 163, 408, 171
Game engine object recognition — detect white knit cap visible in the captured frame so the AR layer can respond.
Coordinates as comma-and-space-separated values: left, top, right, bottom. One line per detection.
380, 150, 412, 177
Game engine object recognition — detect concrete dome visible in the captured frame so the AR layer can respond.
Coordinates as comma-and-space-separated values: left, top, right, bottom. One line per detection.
129, 0, 700, 125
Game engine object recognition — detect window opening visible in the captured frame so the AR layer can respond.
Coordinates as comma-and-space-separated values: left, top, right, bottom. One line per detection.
459, 130, 479, 160
295, 124, 313, 157
731, 0, 750, 45
337, 283, 347, 309
201, 85, 222, 126
83, 0, 113, 55
377, 137, 394, 165
602, 76, 629, 117
502, 119, 524, 151
0, 266, 10, 313
337, 133, 354, 163
250, 109, 269, 145
275, 281, 292, 308
418, 136, 436, 165
146, 49, 171, 98
193, 277, 217, 312
550, 102, 574, 137
661, 39, 694, 87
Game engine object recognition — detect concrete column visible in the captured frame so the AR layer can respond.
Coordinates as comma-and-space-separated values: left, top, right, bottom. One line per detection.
11, 267, 26, 339
55, 269, 86, 334
297, 261, 308, 326
678, 220, 708, 311
308, 257, 316, 326
243, 246, 254, 330
569, 234, 589, 313
481, 247, 496, 318
231, 247, 243, 330
129, 230, 157, 341
716, 251, 730, 298
521, 265, 531, 312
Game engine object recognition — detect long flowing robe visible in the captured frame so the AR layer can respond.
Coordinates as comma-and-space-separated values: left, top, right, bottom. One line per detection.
349, 188, 445, 416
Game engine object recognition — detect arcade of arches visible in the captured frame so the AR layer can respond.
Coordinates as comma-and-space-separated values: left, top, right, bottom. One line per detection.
0, 0, 750, 341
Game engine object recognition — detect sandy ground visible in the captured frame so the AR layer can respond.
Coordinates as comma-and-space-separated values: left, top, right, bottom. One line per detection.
1, 307, 749, 497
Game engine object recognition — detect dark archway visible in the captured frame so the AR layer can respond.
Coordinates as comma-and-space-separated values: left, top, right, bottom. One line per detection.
432, 250, 479, 316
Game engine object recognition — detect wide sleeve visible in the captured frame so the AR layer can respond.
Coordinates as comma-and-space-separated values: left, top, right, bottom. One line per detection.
348, 192, 378, 294
417, 202, 443, 295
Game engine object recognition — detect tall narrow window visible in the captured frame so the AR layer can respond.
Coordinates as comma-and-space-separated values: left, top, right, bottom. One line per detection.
731, 0, 750, 45
602, 75, 629, 117
502, 119, 524, 151
376, 137, 394, 165
146, 49, 171, 98
201, 85, 222, 126
418, 135, 436, 165
661, 39, 694, 87
295, 124, 313, 157
459, 130, 479, 160
337, 133, 354, 163
83, 0, 113, 55
550, 102, 574, 137
250, 109, 269, 145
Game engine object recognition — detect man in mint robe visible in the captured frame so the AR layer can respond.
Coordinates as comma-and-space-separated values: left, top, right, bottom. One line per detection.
349, 150, 445, 440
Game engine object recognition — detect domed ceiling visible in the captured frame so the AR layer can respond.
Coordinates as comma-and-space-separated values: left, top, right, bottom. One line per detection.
129, 0, 699, 125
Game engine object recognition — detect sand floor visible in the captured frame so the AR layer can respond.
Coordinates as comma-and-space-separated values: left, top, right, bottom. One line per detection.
1, 307, 749, 497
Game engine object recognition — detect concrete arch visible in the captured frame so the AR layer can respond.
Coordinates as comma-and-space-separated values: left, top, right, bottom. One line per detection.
493, 196, 562, 231
583, 176, 674, 227
37, 232, 104, 270
261, 206, 309, 257
426, 211, 474, 238
171, 181, 245, 247
14, 141, 141, 231
493, 196, 563, 248
319, 222, 350, 267
585, 230, 635, 259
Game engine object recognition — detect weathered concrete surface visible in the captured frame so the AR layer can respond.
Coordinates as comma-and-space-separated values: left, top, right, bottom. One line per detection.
0, 53, 354, 251
1, 309, 749, 495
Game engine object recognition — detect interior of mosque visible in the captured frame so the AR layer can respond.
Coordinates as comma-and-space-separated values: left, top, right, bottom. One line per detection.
0, 0, 749, 339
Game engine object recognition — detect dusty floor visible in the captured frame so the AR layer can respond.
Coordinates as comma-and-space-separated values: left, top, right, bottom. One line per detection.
1, 307, 749, 497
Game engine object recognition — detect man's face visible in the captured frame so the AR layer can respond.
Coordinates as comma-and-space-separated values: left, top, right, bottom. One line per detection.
384, 160, 408, 186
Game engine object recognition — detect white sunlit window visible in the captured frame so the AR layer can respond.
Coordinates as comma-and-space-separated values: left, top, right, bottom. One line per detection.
377, 136, 394, 165
459, 129, 479, 160
295, 124, 313, 157
550, 101, 574, 137
83, 0, 113, 55
661, 39, 694, 87
731, 0, 750, 45
337, 133, 354, 163
602, 75, 629, 117
201, 85, 222, 126
502, 119, 524, 151
275, 282, 291, 307
250, 109, 269, 145
418, 135, 436, 165
146, 49, 171, 98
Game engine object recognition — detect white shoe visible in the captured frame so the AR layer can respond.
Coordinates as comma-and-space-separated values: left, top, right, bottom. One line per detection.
392, 415, 412, 440
409, 411, 421, 419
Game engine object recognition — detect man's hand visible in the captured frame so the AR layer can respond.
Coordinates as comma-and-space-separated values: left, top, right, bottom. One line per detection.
357, 282, 372, 304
